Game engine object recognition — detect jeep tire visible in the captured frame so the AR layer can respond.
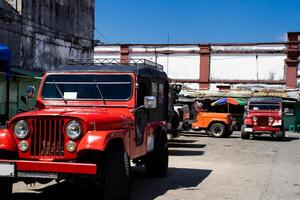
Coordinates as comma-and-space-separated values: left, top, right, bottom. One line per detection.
241, 125, 250, 139
0, 179, 12, 199
225, 127, 233, 137
276, 130, 285, 140
99, 142, 131, 200
210, 123, 226, 138
145, 129, 169, 178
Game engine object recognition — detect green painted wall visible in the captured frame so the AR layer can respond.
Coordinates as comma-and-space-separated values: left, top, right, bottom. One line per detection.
0, 73, 41, 125
283, 102, 300, 132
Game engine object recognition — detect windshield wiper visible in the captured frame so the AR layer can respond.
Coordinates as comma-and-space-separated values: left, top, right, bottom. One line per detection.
94, 81, 106, 104
54, 81, 67, 104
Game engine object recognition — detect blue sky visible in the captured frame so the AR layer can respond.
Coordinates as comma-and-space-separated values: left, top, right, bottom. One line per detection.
94, 0, 300, 44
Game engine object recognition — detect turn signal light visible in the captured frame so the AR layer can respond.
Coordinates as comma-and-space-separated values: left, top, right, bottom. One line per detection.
18, 141, 29, 152
66, 141, 77, 152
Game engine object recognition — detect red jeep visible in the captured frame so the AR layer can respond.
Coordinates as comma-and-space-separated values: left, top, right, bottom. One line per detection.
0, 59, 169, 199
241, 97, 285, 139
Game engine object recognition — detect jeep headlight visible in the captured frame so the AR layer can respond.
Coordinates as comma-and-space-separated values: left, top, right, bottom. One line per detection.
268, 117, 274, 123
14, 120, 29, 139
66, 120, 82, 139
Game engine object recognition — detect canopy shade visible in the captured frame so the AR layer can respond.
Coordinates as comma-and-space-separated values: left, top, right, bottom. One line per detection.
211, 97, 246, 106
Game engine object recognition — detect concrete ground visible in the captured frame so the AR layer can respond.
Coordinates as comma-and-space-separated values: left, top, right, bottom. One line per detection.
12, 131, 300, 200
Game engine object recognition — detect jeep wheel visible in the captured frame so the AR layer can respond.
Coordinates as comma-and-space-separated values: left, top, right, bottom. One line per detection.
210, 123, 226, 138
145, 130, 169, 178
0, 179, 12, 199
276, 130, 285, 140
98, 142, 131, 200
225, 129, 233, 137
241, 125, 250, 139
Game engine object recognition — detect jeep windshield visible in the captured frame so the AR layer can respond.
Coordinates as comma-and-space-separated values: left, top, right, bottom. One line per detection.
248, 103, 280, 111
42, 74, 132, 100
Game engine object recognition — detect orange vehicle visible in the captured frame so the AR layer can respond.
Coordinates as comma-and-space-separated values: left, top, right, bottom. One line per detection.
192, 111, 235, 137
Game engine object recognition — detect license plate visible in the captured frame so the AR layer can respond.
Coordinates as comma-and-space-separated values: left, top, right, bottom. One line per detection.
0, 163, 15, 177
245, 128, 253, 132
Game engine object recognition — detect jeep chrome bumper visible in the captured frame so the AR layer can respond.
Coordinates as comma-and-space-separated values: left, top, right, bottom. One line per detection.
245, 126, 281, 133
0, 159, 97, 178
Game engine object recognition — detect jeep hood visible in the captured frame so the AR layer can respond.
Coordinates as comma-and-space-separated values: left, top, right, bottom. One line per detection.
9, 107, 134, 130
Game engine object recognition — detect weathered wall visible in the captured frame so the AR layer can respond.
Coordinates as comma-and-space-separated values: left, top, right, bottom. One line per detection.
0, 0, 94, 71
0, 0, 21, 66
210, 54, 286, 81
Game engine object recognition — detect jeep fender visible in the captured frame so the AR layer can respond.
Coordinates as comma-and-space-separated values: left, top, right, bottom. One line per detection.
0, 128, 17, 152
77, 130, 130, 154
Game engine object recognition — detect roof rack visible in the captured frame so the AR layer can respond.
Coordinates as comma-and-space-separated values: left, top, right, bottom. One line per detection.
67, 58, 164, 71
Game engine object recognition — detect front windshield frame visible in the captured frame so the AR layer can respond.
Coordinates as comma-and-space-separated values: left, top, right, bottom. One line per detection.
248, 103, 281, 111
41, 74, 134, 101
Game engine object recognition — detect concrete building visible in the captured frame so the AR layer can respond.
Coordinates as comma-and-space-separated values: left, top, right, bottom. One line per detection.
0, 0, 94, 71
0, 0, 94, 124
94, 32, 300, 90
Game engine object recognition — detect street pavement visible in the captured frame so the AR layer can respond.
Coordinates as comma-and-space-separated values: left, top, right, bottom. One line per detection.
12, 131, 300, 200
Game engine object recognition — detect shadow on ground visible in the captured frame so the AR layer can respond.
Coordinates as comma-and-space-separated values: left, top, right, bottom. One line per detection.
180, 131, 240, 139
169, 139, 206, 149
251, 135, 299, 142
12, 167, 212, 200
13, 181, 97, 200
169, 149, 205, 156
130, 167, 212, 200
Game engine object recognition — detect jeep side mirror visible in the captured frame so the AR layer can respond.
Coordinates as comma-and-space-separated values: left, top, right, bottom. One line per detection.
144, 96, 157, 109
26, 86, 35, 99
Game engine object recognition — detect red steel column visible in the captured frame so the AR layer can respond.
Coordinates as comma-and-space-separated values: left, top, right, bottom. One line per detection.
286, 62, 297, 88
286, 32, 300, 89
199, 45, 210, 89
120, 45, 129, 64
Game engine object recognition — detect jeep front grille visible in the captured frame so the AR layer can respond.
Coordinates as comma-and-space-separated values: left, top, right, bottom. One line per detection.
30, 119, 65, 158
257, 117, 268, 126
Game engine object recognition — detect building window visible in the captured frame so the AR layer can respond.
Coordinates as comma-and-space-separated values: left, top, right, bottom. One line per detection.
217, 85, 231, 91
5, 0, 22, 13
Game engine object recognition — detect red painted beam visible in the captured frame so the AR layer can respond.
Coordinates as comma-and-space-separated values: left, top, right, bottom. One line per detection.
286, 32, 299, 89
209, 79, 285, 84
285, 60, 298, 89
199, 45, 210, 89
120, 45, 129, 64
170, 79, 201, 83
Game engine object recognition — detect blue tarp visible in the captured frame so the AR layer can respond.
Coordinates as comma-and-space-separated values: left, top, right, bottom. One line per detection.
0, 44, 11, 80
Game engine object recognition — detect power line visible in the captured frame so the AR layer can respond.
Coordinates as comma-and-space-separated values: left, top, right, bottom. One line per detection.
94, 27, 114, 44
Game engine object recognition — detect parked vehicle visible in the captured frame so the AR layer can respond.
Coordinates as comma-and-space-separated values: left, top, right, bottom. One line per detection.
167, 84, 190, 139
241, 97, 285, 139
0, 59, 169, 199
192, 110, 235, 137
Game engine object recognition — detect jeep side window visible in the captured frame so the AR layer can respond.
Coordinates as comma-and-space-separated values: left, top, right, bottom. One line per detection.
249, 103, 280, 111
152, 82, 158, 97
137, 79, 150, 106
158, 83, 164, 105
